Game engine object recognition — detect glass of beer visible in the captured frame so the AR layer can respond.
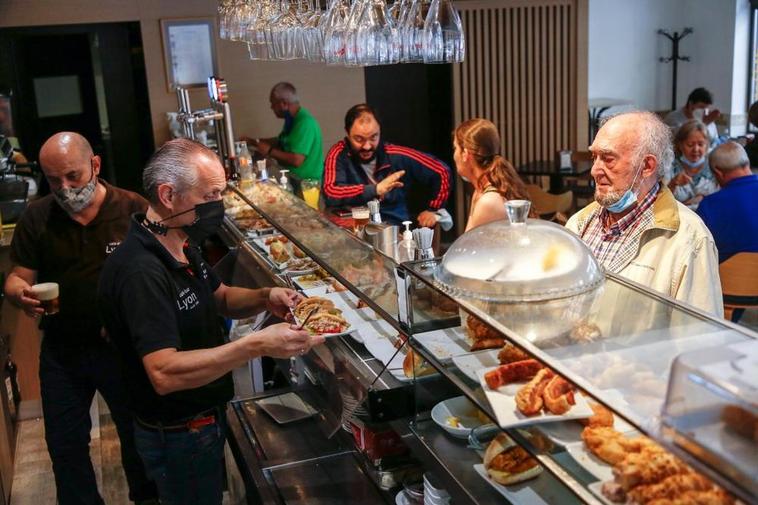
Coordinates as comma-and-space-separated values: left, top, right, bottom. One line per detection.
31, 282, 60, 315
351, 207, 370, 236
301, 179, 321, 210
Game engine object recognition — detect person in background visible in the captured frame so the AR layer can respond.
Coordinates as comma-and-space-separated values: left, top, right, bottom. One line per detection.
323, 104, 452, 226
664, 87, 721, 144
744, 101, 758, 168
452, 118, 533, 231
697, 141, 758, 264
3, 132, 157, 505
566, 111, 722, 316
666, 120, 719, 210
241, 82, 324, 182
98, 138, 324, 505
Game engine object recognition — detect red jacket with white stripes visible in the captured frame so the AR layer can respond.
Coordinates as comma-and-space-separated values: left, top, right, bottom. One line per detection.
322, 140, 452, 225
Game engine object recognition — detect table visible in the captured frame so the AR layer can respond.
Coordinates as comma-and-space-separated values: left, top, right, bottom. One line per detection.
518, 159, 591, 193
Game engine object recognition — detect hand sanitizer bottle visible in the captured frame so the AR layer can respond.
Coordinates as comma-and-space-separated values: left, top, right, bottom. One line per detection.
279, 169, 293, 192
396, 221, 417, 263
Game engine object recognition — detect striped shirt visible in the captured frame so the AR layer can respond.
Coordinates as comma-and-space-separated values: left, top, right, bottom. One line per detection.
579, 183, 660, 273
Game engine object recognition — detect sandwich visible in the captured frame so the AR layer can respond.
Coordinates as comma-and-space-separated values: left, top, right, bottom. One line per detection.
294, 297, 336, 320
403, 349, 436, 378
270, 241, 290, 263
483, 433, 542, 485
303, 312, 349, 335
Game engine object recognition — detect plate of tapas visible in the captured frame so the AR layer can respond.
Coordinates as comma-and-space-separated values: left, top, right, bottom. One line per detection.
292, 297, 354, 338
477, 359, 593, 428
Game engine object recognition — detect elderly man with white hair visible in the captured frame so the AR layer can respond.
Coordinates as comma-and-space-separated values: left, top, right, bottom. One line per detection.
241, 81, 324, 182
566, 111, 723, 316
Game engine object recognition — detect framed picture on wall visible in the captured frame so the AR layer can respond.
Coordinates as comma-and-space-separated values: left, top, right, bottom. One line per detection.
160, 17, 218, 92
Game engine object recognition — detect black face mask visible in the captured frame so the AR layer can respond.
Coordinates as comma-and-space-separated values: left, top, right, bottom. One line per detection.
144, 200, 225, 245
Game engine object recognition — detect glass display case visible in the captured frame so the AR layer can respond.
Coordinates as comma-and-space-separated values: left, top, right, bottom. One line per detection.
220, 180, 757, 505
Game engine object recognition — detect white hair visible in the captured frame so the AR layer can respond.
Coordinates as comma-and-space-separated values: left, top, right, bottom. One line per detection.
143, 138, 209, 204
271, 82, 299, 104
709, 141, 750, 171
601, 111, 674, 179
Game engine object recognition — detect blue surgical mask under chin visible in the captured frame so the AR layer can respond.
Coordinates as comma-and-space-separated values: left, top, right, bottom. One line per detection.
605, 165, 643, 214
605, 188, 638, 213
679, 154, 705, 168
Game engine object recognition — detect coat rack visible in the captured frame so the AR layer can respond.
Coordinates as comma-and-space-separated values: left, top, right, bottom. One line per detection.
658, 28, 693, 110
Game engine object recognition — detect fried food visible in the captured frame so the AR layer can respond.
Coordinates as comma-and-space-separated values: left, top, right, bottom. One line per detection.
646, 489, 735, 505
542, 375, 576, 415
581, 427, 630, 465
265, 235, 288, 245
484, 359, 544, 390
515, 368, 554, 416
292, 245, 307, 258
721, 404, 758, 441
471, 338, 506, 351
497, 343, 530, 365
483, 433, 542, 485
581, 402, 615, 428
626, 474, 712, 504
466, 314, 503, 351
614, 448, 691, 491
269, 240, 290, 263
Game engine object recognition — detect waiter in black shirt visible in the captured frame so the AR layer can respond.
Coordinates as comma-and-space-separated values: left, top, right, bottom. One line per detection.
4, 132, 157, 505
98, 138, 323, 505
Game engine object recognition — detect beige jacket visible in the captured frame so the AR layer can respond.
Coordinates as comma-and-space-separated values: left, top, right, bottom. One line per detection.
566, 187, 723, 317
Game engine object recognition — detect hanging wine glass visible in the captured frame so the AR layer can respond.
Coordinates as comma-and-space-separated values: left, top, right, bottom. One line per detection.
344, 0, 370, 66
356, 0, 398, 66
402, 0, 428, 63
422, 0, 464, 63
322, 0, 351, 64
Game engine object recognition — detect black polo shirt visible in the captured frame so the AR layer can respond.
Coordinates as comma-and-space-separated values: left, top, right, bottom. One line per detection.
10, 180, 147, 342
97, 214, 233, 423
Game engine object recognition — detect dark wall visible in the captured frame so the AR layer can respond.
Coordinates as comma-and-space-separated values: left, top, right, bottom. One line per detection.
364, 63, 458, 235
364, 63, 454, 166
0, 22, 153, 194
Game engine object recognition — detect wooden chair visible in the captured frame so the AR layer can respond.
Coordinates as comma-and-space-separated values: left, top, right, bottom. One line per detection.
719, 252, 758, 321
525, 184, 573, 224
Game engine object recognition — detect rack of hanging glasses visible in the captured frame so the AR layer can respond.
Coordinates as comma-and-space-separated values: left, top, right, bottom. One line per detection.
217, 0, 465, 66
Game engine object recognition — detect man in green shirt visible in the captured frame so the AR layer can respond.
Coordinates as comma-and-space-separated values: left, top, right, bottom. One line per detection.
242, 82, 324, 181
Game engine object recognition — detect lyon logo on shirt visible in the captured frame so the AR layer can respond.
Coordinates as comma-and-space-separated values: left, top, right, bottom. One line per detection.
177, 287, 199, 311
105, 241, 121, 255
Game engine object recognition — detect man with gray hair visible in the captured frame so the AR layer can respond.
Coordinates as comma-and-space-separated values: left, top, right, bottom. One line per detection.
697, 141, 758, 264
566, 111, 722, 315
241, 82, 324, 182
4, 132, 158, 504
98, 138, 324, 504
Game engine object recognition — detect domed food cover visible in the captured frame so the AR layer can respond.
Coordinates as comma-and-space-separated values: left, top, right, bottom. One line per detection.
434, 201, 604, 302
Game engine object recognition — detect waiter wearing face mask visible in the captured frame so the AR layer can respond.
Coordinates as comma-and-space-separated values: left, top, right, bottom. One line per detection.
240, 82, 324, 182
98, 138, 324, 505
4, 132, 159, 505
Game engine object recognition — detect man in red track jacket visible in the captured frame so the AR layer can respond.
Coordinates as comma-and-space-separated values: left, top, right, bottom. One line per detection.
323, 104, 452, 226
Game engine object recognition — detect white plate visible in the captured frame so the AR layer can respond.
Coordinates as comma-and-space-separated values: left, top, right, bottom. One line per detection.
477, 367, 593, 428
587, 481, 616, 505
451, 350, 499, 383
413, 327, 470, 362
323, 292, 380, 323
473, 464, 550, 505
564, 441, 613, 481
431, 396, 485, 439
291, 274, 332, 293
254, 392, 317, 424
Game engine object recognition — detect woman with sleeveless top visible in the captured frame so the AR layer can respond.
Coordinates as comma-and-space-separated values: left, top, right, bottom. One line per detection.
453, 118, 533, 231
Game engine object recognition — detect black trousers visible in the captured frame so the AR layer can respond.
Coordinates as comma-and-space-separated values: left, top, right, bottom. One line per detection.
39, 336, 157, 505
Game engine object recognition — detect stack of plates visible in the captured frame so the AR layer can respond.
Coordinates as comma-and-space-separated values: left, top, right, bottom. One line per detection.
423, 472, 450, 505
339, 388, 369, 431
